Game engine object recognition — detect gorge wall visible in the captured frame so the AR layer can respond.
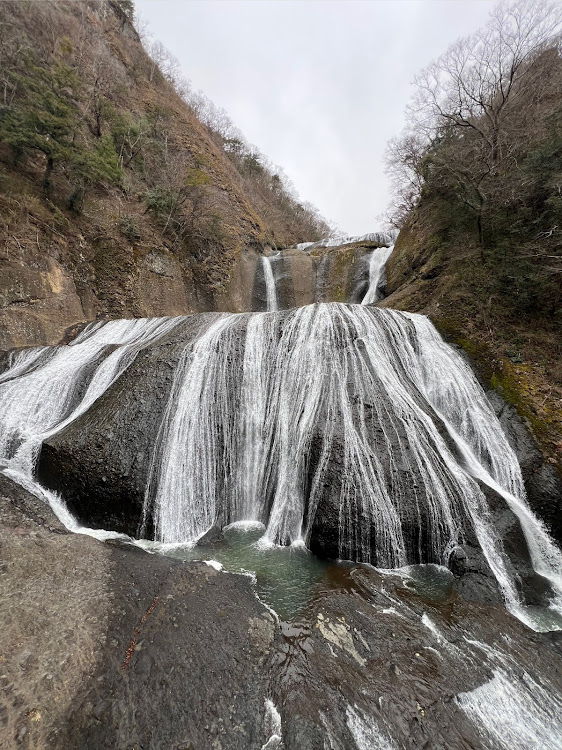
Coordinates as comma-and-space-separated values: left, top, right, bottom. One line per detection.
0, 0, 332, 350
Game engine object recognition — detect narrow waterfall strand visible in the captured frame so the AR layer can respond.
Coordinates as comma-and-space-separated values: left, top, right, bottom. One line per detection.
147, 314, 241, 543
261, 256, 279, 312
361, 246, 394, 304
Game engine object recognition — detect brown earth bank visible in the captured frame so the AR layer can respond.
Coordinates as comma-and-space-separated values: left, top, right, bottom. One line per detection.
0, 0, 331, 350
2, 473, 562, 750
382, 206, 562, 516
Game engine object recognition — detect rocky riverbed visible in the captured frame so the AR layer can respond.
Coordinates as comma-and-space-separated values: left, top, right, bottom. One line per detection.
2, 474, 561, 750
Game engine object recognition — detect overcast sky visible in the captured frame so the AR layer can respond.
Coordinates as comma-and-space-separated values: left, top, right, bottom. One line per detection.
136, 0, 497, 235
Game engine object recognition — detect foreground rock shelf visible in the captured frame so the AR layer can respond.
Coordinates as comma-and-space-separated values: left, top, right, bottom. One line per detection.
0, 475, 274, 749
2, 474, 561, 750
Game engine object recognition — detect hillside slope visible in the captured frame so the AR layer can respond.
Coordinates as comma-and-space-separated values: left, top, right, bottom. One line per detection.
381, 13, 562, 517
0, 0, 328, 349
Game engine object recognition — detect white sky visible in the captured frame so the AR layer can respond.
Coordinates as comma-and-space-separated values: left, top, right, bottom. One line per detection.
136, 0, 496, 234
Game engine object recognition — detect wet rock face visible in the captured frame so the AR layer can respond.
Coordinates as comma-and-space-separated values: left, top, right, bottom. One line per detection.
0, 474, 276, 750
34, 306, 552, 611
272, 566, 562, 750
306, 430, 543, 606
2, 473, 562, 749
37, 314, 464, 565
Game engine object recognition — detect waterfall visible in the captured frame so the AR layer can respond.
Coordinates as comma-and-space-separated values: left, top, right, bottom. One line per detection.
261, 256, 279, 311
140, 305, 561, 624
0, 316, 181, 475
361, 245, 394, 304
1, 303, 561, 627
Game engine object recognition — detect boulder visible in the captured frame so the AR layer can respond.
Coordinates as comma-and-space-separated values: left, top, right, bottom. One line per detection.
0, 472, 277, 750
38, 316, 215, 536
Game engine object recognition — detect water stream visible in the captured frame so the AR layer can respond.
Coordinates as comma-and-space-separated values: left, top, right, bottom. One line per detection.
261, 255, 279, 312
361, 245, 394, 304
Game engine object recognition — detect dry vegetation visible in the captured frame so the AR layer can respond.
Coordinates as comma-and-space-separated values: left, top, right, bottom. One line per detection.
0, 0, 330, 344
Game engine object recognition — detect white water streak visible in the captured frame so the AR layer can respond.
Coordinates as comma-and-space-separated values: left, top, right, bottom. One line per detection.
361, 245, 394, 304
0, 316, 180, 475
147, 314, 235, 542
2, 467, 129, 543
261, 699, 283, 750
261, 256, 279, 312
456, 644, 562, 750
346, 705, 397, 750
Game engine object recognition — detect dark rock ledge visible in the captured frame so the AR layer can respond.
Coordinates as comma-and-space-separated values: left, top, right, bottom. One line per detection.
2, 473, 561, 749
0, 474, 275, 750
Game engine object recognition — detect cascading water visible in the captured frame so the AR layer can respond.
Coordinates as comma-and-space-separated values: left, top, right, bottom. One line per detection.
2, 290, 562, 749
297, 231, 397, 251
261, 256, 279, 311
361, 245, 394, 304
138, 303, 562, 627
455, 640, 562, 750
0, 316, 181, 476
2, 297, 560, 630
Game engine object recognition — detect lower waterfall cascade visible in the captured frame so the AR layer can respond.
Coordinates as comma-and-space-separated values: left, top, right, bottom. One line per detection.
0, 302, 561, 632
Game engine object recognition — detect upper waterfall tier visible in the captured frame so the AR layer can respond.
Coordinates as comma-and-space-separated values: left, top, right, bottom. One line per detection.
261, 256, 279, 312
227, 239, 394, 313
361, 245, 394, 304
1, 303, 560, 626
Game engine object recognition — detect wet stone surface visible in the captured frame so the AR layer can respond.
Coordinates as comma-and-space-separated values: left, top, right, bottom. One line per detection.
0, 475, 275, 750
2, 474, 562, 750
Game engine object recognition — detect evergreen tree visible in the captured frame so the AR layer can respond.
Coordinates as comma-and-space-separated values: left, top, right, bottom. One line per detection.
0, 58, 122, 195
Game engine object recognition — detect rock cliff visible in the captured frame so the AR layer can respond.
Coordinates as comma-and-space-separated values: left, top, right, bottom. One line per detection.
0, 0, 331, 350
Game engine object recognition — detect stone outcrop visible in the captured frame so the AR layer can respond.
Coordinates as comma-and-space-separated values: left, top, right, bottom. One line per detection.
0, 473, 276, 750
2, 472, 561, 749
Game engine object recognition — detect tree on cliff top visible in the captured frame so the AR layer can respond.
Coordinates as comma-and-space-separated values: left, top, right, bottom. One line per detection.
386, 0, 562, 235
386, 0, 562, 314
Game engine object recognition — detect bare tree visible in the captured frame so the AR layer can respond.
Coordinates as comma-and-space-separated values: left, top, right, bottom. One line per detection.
388, 0, 562, 237
410, 0, 561, 157
384, 132, 428, 227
